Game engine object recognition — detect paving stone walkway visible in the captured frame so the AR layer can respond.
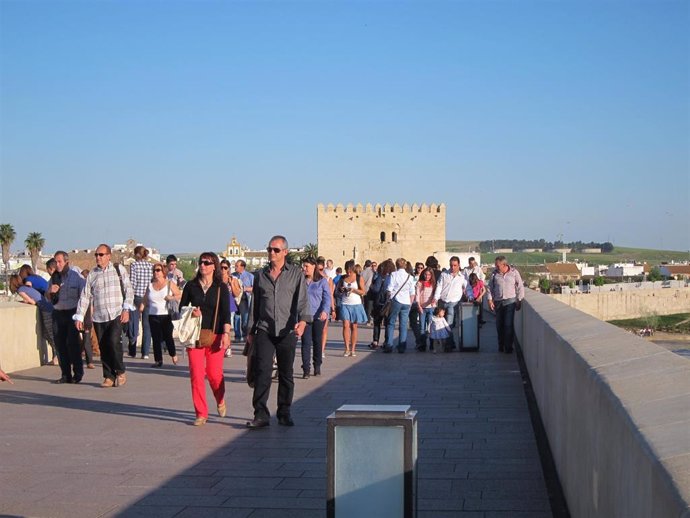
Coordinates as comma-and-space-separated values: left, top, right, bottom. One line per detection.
0, 315, 552, 517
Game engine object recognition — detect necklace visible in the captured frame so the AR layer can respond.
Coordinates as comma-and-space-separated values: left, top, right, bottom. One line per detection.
200, 278, 212, 293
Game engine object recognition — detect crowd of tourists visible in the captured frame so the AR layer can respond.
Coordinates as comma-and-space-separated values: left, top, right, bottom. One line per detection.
4, 237, 524, 429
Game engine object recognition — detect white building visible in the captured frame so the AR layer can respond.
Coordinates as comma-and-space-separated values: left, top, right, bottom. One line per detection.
606, 263, 644, 278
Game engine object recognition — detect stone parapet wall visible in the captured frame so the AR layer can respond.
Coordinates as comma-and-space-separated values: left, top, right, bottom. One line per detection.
0, 302, 44, 373
550, 287, 690, 320
516, 290, 690, 517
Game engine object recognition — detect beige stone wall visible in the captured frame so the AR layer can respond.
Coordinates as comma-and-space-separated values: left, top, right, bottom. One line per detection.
317, 203, 446, 266
550, 288, 690, 320
516, 290, 690, 517
0, 302, 44, 373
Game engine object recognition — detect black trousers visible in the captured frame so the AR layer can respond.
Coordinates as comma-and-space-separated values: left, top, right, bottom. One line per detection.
252, 330, 297, 421
300, 319, 325, 374
94, 318, 125, 381
149, 314, 177, 363
54, 308, 83, 381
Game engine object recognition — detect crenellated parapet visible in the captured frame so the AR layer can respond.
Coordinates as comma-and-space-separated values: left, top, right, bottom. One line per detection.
317, 203, 445, 214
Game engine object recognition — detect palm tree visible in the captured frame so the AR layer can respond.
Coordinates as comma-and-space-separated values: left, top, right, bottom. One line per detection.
24, 232, 45, 272
0, 223, 16, 275
301, 242, 318, 260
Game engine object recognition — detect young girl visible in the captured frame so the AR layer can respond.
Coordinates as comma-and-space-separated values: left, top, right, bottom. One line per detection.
429, 307, 452, 353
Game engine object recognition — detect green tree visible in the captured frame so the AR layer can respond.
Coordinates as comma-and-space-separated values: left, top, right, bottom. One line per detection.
539, 278, 551, 293
24, 232, 45, 272
0, 223, 16, 274
301, 242, 318, 260
593, 276, 605, 287
648, 266, 663, 282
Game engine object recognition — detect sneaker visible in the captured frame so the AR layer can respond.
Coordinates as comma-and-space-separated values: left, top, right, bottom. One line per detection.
142, 355, 149, 360
351, 351, 357, 357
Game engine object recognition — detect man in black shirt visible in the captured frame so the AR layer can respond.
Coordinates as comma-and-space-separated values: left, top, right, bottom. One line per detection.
246, 235, 312, 428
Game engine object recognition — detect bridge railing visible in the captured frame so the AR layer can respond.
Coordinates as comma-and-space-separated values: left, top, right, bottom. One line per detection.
516, 290, 690, 518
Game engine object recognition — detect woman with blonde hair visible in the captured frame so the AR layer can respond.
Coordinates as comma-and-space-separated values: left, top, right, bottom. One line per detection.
143, 262, 181, 368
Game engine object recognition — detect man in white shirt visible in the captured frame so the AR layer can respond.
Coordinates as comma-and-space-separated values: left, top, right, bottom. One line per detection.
462, 257, 485, 282
323, 259, 337, 280
433, 256, 467, 334
383, 258, 416, 354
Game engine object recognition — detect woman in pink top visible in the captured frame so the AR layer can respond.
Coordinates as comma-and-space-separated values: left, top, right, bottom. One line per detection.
415, 268, 437, 352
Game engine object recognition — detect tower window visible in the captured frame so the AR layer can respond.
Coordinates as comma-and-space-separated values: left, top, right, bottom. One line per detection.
392, 232, 398, 243
380, 231, 386, 242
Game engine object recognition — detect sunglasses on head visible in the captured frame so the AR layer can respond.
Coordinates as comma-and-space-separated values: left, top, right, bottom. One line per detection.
94, 252, 108, 257
199, 260, 214, 266
267, 247, 283, 254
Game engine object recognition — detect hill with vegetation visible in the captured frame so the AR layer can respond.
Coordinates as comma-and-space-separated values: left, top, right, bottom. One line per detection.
446, 241, 688, 265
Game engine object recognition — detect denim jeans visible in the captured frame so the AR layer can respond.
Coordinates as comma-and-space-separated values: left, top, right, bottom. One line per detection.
128, 295, 151, 357
385, 300, 410, 351
417, 307, 434, 348
442, 300, 460, 328
495, 299, 517, 351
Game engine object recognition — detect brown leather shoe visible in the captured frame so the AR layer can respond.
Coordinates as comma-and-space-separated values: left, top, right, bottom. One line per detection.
217, 401, 227, 418
101, 378, 114, 388
116, 374, 127, 387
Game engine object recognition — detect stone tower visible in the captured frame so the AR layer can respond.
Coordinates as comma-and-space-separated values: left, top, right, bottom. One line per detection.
317, 203, 446, 266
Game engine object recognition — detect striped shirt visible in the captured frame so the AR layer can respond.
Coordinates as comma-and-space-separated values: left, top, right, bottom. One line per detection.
74, 262, 135, 323
130, 260, 153, 297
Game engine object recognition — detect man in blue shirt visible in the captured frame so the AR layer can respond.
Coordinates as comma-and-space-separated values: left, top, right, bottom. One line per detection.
232, 260, 254, 343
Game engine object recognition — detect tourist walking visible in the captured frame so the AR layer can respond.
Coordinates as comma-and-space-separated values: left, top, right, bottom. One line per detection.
179, 252, 231, 426
487, 256, 524, 354
415, 267, 437, 351
317, 256, 335, 358
383, 258, 416, 353
232, 260, 254, 343
369, 259, 395, 349
47, 251, 86, 383
144, 262, 180, 368
221, 258, 242, 357
75, 245, 134, 388
246, 235, 311, 429
336, 259, 367, 357
128, 246, 153, 359
433, 256, 468, 348
300, 256, 331, 377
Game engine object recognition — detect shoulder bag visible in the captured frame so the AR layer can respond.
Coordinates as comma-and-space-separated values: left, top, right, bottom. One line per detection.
197, 286, 221, 348
165, 281, 181, 320
380, 274, 411, 318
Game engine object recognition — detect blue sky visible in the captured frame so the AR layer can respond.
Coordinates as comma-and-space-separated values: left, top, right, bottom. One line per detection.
1, 0, 688, 254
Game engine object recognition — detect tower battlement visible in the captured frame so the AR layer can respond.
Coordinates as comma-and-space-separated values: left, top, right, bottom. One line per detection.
317, 202, 446, 214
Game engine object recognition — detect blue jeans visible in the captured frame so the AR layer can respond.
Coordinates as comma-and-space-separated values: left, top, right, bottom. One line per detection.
442, 300, 460, 328
495, 299, 517, 351
417, 307, 434, 348
235, 297, 250, 341
128, 295, 151, 357
385, 300, 410, 351
301, 319, 325, 374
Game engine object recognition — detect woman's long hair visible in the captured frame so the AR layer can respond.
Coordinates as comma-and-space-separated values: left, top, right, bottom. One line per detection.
303, 256, 323, 281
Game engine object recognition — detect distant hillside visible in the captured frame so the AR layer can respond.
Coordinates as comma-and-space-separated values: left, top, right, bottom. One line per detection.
446, 242, 688, 265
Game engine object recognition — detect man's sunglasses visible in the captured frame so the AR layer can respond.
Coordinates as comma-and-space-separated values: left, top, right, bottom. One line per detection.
94, 253, 108, 257
267, 247, 284, 254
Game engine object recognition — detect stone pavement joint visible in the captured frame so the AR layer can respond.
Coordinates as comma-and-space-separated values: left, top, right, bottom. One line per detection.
0, 315, 555, 517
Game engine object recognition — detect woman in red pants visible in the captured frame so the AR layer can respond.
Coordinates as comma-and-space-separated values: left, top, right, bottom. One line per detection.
179, 252, 232, 426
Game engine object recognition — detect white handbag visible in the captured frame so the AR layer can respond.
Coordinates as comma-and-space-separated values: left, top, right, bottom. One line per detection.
174, 305, 201, 347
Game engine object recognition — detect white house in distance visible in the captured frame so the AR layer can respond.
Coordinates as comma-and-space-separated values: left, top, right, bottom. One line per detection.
606, 263, 645, 278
